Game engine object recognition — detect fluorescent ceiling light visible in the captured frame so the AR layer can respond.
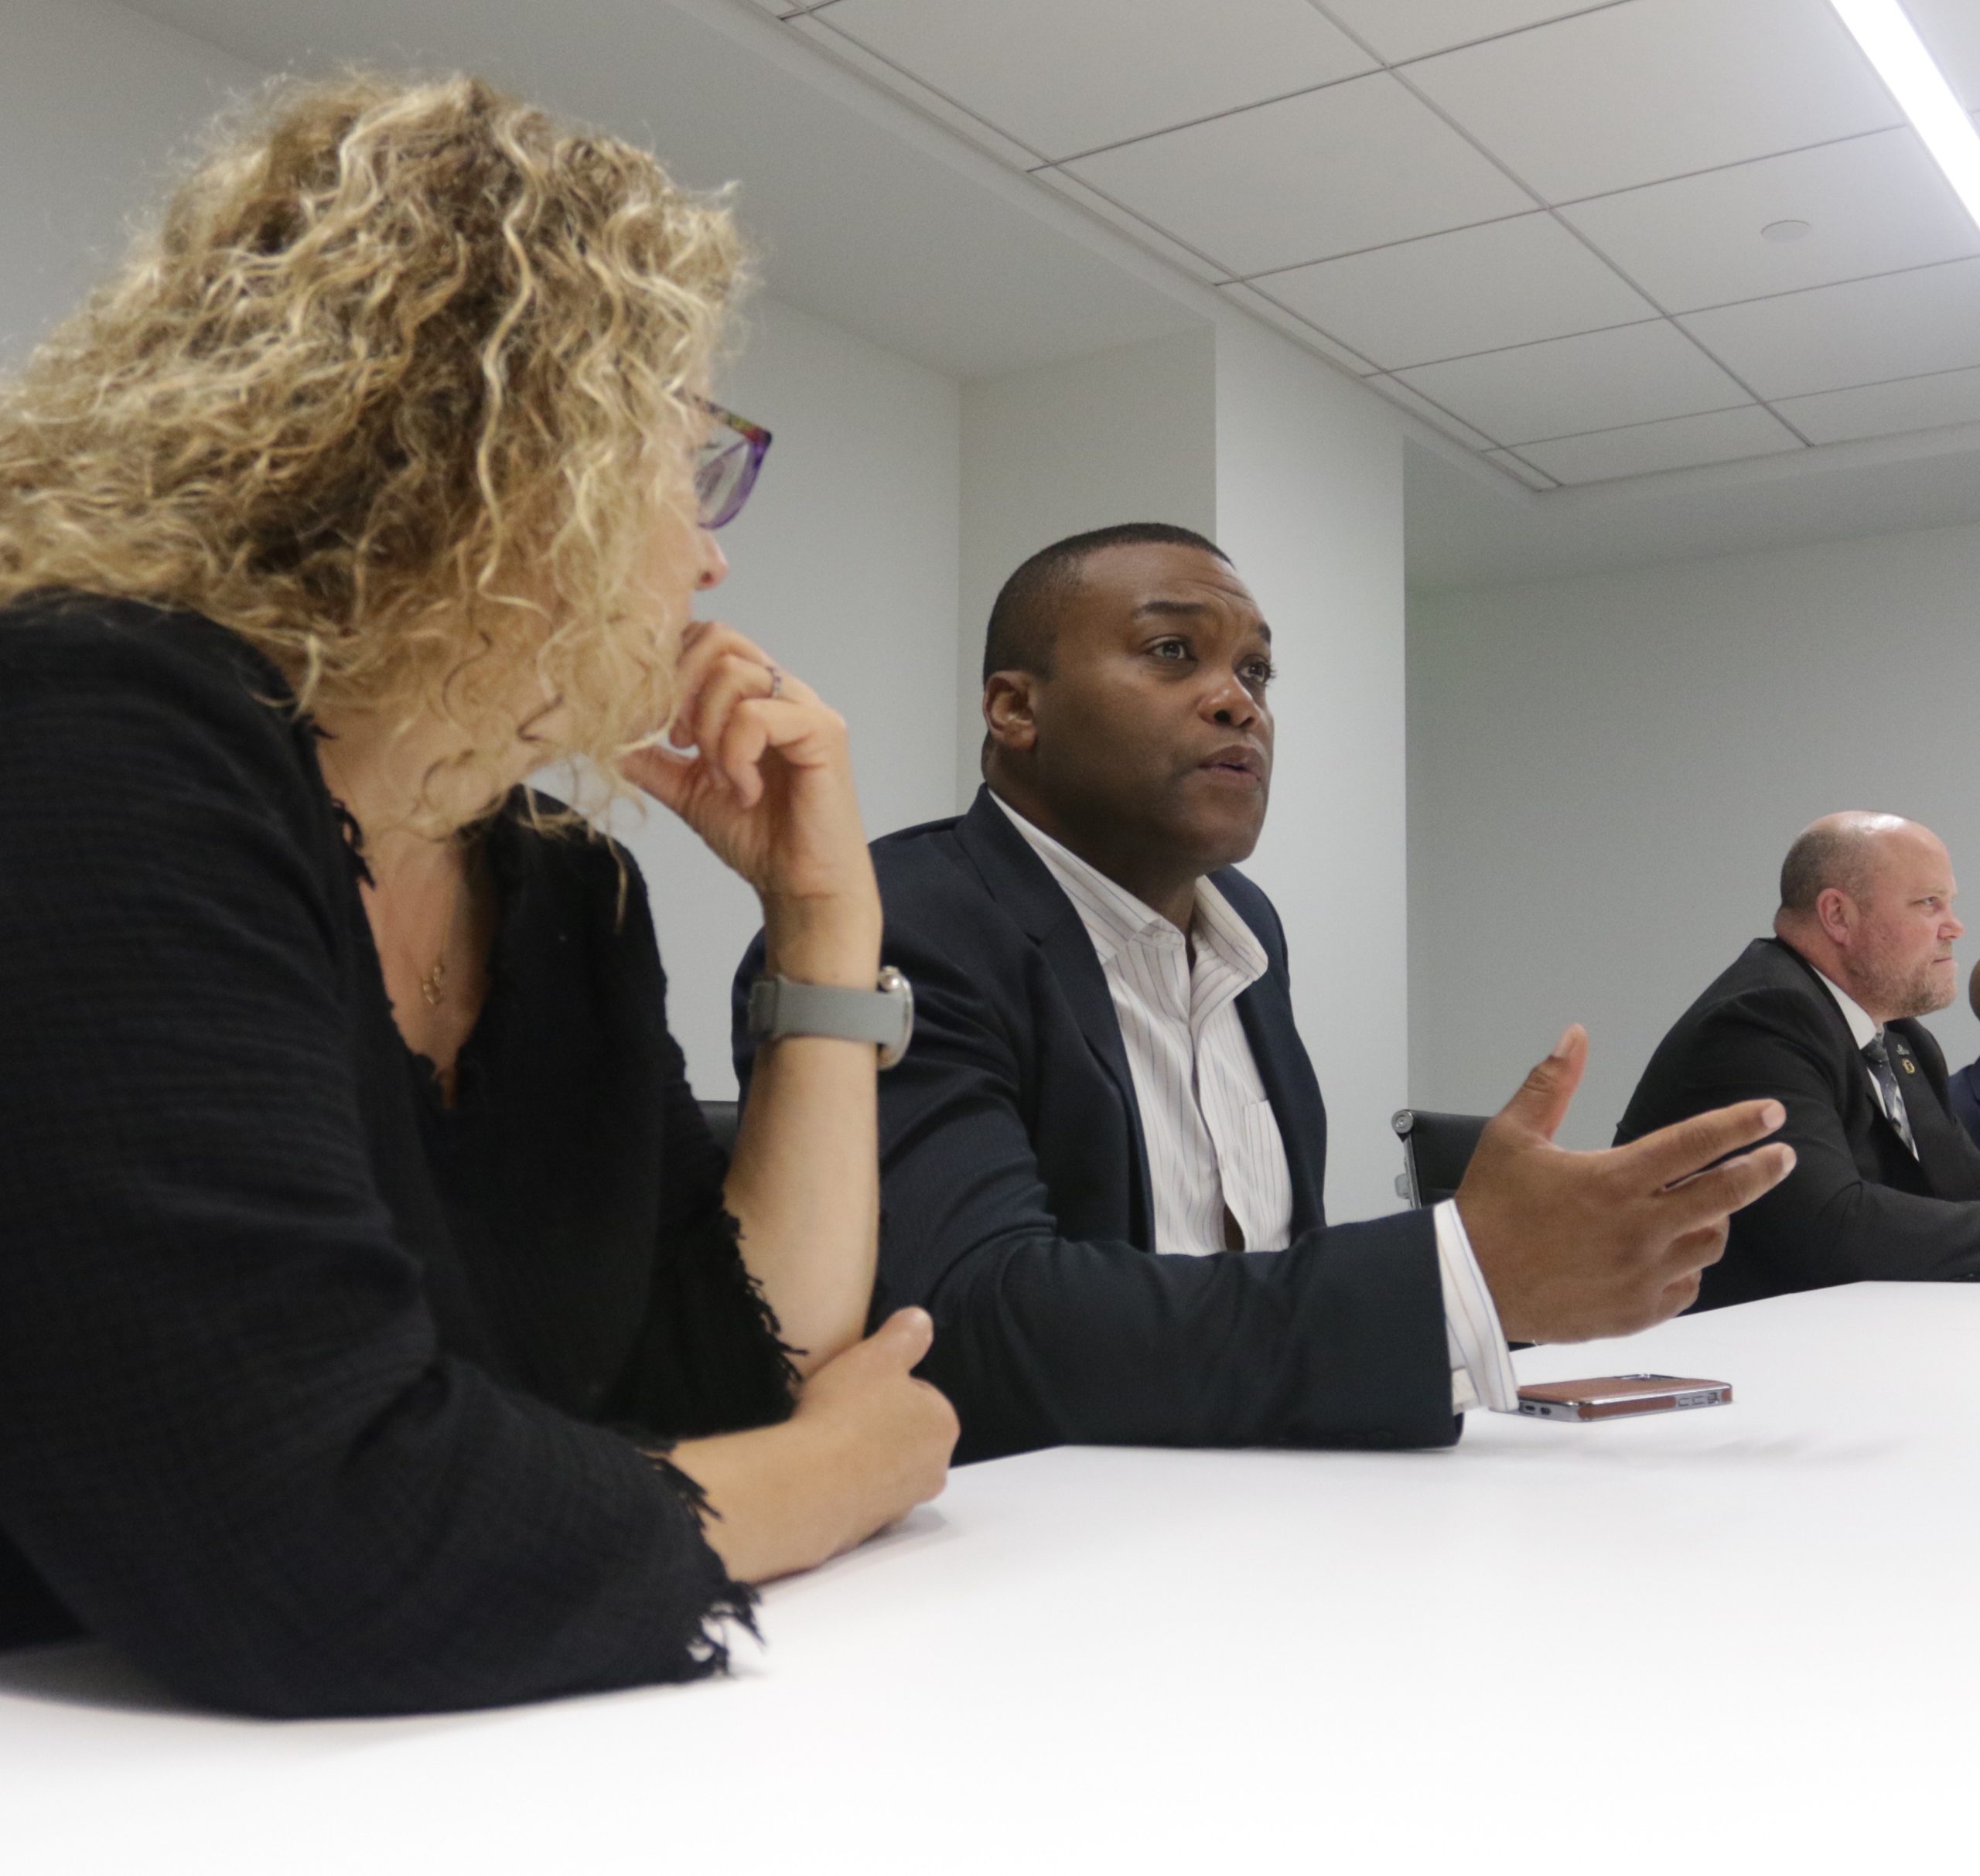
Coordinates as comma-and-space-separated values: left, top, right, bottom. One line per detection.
1831, 0, 1980, 232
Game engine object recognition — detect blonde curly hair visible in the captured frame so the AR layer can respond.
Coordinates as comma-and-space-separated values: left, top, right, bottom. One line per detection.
0, 70, 742, 827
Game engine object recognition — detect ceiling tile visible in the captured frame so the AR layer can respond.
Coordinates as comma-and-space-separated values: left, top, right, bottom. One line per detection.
1678, 255, 1980, 398
1559, 128, 1980, 312
1260, 210, 1654, 368
1906, 0, 1980, 110
823, 0, 1374, 162
1031, 169, 1232, 284
791, 15, 1043, 168
1217, 282, 1382, 374
1064, 72, 1534, 278
1483, 449, 1560, 489
1517, 404, 1801, 482
1774, 364, 1980, 445
1397, 319, 1750, 441
1316, 0, 1610, 65
1406, 0, 1902, 203
1363, 373, 1503, 450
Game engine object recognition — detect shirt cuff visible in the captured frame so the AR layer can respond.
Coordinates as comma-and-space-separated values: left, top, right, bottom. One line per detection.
1432, 1198, 1520, 1415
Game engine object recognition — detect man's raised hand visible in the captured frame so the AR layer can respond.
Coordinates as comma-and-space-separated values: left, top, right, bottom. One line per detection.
1455, 1024, 1795, 1345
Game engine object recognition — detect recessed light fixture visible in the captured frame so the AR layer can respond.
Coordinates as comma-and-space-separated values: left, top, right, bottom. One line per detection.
1761, 218, 1814, 241
1830, 0, 1980, 233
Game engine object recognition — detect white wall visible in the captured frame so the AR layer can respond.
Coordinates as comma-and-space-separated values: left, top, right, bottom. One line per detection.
4, 0, 1420, 1209
1409, 516, 1980, 1149
0, 0, 962, 1103
1215, 316, 1411, 1223
0, 0, 258, 362
956, 327, 1217, 807
607, 296, 961, 1098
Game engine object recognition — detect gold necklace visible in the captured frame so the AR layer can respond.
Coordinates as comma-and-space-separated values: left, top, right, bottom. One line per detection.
315, 746, 469, 1011
420, 951, 449, 1008
417, 855, 469, 1007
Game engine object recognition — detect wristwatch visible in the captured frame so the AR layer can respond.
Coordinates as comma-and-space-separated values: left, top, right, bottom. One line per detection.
746, 966, 915, 1069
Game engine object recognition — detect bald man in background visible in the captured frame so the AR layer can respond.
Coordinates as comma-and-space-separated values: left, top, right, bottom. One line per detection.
1618, 812, 1980, 1309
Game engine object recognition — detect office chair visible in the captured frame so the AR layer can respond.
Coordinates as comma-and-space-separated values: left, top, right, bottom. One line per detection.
1391, 1107, 1490, 1207
698, 1098, 740, 1157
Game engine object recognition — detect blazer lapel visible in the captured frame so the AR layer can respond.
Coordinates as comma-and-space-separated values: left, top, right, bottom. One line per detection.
1886, 1025, 1980, 1198
1775, 942, 1974, 1192
1774, 940, 1918, 1163
953, 788, 1156, 1243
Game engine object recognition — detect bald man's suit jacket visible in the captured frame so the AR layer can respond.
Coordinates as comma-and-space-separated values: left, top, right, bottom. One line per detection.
1615, 936, 1980, 1310
734, 787, 1456, 1463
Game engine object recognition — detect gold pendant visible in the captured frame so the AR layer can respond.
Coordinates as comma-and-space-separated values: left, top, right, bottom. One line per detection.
421, 959, 447, 1007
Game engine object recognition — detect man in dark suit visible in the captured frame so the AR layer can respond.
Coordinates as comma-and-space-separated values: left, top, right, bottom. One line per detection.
1617, 811, 1980, 1310
736, 524, 1791, 1461
1947, 961, 1980, 1148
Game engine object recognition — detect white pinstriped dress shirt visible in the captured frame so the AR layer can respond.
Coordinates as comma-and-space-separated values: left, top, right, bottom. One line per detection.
995, 794, 1518, 1415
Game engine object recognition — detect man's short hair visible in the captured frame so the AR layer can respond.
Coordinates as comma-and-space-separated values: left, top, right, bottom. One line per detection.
981, 523, 1228, 684
1779, 822, 1879, 916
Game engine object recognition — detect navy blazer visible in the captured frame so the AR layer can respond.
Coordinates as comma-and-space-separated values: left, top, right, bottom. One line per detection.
1948, 1058, 1980, 1151
735, 787, 1454, 1462
1616, 936, 1980, 1308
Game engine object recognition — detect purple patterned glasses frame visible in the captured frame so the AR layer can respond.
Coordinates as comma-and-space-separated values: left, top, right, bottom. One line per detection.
694, 401, 773, 530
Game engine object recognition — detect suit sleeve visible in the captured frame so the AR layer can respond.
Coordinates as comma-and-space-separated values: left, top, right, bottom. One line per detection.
736, 910, 1456, 1462
0, 629, 750, 1717
1647, 991, 1980, 1285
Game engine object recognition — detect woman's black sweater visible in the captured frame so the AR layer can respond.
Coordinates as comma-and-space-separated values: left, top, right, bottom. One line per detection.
0, 595, 794, 1717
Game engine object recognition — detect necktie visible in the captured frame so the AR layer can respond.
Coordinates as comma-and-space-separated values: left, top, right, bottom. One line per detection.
1862, 1033, 1919, 1158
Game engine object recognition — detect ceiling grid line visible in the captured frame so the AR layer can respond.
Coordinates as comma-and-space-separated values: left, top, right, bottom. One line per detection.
1239, 220, 1980, 333
1494, 446, 1567, 486
1509, 398, 1786, 448
1545, 121, 1904, 212
1227, 208, 1545, 287
1335, 22, 1807, 465
1363, 370, 1534, 457
1089, 119, 1971, 308
752, 0, 1980, 488
1186, 121, 1934, 295
1307, 0, 1643, 68
1011, 5, 1635, 176
1027, 67, 1398, 173
797, 14, 1055, 165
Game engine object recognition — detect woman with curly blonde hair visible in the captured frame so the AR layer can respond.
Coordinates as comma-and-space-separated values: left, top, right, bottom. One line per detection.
0, 71, 954, 1717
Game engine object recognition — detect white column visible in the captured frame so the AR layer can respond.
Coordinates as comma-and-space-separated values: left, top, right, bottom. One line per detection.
1214, 316, 1410, 1223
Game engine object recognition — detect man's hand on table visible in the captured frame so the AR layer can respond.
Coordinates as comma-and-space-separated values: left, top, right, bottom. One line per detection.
1456, 1024, 1795, 1345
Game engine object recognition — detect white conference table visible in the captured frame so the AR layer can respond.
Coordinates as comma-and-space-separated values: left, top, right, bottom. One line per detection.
5, 1281, 1978, 1874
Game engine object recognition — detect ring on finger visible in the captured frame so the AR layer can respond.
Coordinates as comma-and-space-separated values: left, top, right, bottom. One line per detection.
766, 662, 783, 701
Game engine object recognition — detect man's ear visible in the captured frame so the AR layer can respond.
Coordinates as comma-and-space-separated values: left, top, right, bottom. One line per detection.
983, 671, 1039, 755
1816, 885, 1855, 947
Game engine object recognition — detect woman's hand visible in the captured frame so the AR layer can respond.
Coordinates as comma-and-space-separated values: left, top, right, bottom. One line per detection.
667, 1309, 958, 1584
621, 621, 879, 980
632, 618, 886, 1369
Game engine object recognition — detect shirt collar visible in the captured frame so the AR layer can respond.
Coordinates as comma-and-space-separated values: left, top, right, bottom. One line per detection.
1812, 966, 1881, 1052
990, 791, 1266, 984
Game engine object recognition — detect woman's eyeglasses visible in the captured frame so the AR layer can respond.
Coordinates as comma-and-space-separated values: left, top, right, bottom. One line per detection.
694, 401, 772, 530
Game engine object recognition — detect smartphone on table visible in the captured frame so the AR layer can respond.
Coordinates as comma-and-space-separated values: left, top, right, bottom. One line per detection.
1516, 1374, 1732, 1422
